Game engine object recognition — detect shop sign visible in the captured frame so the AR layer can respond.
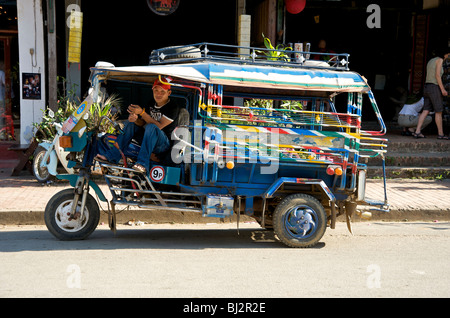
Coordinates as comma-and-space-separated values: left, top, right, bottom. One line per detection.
147, 0, 180, 16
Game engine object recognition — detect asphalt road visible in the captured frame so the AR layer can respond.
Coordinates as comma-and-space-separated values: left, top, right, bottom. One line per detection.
1, 221, 449, 299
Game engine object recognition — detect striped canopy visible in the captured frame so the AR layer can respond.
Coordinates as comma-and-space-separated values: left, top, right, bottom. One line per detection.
92, 62, 370, 93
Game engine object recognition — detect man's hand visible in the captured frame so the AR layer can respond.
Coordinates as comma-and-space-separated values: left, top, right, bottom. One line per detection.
128, 104, 143, 115
128, 111, 138, 123
128, 104, 143, 123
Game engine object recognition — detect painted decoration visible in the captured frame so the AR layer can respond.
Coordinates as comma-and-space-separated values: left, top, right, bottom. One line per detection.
147, 0, 180, 16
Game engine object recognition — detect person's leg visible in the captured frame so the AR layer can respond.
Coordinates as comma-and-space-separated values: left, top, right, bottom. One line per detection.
116, 121, 143, 150
414, 110, 430, 137
134, 124, 170, 172
426, 83, 445, 136
98, 122, 142, 162
435, 112, 444, 136
398, 115, 415, 135
421, 115, 433, 130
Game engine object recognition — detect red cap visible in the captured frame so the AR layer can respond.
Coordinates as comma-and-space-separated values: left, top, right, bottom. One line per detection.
153, 76, 172, 90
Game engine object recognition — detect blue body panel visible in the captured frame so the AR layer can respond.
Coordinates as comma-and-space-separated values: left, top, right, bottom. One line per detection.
56, 174, 107, 202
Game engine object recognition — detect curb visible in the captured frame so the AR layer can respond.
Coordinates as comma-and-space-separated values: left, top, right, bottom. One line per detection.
1, 208, 449, 226
0, 209, 256, 226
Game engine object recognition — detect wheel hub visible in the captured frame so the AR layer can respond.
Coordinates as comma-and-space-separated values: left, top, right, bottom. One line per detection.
55, 200, 89, 232
284, 206, 317, 238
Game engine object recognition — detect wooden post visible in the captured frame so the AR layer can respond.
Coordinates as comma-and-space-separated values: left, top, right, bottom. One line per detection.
46, 0, 58, 112
266, 0, 277, 45
250, 0, 278, 46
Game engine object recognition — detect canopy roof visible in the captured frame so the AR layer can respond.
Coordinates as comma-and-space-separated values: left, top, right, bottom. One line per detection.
91, 62, 370, 93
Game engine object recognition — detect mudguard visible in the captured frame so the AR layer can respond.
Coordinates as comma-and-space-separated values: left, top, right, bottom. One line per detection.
56, 174, 108, 202
39, 142, 58, 176
54, 137, 74, 175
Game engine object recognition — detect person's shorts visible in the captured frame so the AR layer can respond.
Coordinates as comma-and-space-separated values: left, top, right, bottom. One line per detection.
423, 83, 444, 112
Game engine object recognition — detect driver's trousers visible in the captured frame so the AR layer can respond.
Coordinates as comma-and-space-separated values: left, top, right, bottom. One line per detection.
101, 122, 170, 172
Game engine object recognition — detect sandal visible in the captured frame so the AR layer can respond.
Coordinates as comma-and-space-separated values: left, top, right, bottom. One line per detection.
132, 163, 146, 173
94, 154, 111, 163
412, 132, 426, 139
437, 135, 449, 140
401, 130, 413, 136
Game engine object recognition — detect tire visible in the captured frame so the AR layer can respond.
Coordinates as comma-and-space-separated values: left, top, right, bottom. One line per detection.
273, 194, 327, 248
32, 146, 52, 183
44, 189, 100, 240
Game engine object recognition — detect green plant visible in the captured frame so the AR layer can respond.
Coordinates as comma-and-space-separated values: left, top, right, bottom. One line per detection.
33, 98, 77, 142
33, 77, 79, 141
33, 77, 121, 140
244, 98, 273, 109
86, 93, 122, 133
280, 100, 303, 111
258, 33, 292, 62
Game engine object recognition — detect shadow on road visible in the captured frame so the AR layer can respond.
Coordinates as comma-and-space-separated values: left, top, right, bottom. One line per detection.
0, 225, 327, 252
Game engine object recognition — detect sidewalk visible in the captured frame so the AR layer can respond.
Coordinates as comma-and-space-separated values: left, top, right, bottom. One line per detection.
0, 170, 449, 225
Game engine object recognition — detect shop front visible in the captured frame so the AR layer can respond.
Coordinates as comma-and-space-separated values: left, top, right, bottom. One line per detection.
2, 0, 449, 150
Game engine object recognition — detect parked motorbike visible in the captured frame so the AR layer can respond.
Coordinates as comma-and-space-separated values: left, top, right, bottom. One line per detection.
32, 115, 74, 182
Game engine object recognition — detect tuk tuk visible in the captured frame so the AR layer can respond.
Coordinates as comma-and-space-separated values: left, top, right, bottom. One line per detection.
44, 43, 389, 247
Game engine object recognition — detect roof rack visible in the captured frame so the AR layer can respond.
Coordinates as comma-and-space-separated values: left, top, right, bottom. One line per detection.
149, 43, 350, 71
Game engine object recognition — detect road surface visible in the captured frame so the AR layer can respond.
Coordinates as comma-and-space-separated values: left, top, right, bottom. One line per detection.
1, 221, 449, 299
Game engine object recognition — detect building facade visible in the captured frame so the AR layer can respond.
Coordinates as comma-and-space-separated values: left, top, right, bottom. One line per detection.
0, 0, 448, 144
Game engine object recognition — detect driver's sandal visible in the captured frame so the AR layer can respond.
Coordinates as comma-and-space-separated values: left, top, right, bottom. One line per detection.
94, 154, 112, 163
132, 163, 146, 173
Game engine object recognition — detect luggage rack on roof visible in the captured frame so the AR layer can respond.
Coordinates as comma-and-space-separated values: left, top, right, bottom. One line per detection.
149, 43, 350, 71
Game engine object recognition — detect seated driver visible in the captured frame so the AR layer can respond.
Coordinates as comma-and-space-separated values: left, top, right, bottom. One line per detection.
95, 76, 180, 173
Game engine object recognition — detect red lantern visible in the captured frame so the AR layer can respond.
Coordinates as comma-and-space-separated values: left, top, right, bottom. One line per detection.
285, 0, 306, 14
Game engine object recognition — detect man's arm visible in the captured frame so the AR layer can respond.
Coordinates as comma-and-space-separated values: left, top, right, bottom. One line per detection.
435, 58, 448, 96
128, 104, 173, 129
140, 111, 173, 129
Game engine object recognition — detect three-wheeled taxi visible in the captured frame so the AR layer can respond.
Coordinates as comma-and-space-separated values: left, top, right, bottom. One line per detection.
44, 43, 389, 247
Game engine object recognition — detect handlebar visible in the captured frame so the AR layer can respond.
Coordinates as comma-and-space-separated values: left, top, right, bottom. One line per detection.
99, 116, 122, 133
54, 122, 63, 135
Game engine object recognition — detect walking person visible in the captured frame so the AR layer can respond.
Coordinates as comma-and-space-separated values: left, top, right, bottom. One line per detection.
413, 49, 450, 139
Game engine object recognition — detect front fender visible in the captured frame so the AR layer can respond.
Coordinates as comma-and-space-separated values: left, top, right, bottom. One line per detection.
56, 174, 107, 202
38, 141, 53, 150
39, 142, 58, 176
54, 137, 74, 174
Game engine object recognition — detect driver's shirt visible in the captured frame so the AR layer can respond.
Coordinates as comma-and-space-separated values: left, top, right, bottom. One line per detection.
145, 99, 180, 140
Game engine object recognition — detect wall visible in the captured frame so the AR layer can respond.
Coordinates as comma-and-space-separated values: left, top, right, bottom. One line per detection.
17, 0, 46, 144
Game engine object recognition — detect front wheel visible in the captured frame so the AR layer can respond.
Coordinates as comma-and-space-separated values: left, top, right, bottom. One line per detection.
32, 146, 52, 183
273, 194, 327, 248
44, 189, 100, 240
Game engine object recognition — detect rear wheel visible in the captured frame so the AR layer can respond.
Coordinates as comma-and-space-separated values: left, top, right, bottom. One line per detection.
273, 194, 327, 248
44, 189, 100, 240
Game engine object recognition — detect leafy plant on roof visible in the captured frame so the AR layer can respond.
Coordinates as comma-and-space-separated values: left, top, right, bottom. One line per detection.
258, 33, 292, 62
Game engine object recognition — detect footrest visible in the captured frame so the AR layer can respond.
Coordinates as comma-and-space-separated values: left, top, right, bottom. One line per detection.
361, 197, 390, 212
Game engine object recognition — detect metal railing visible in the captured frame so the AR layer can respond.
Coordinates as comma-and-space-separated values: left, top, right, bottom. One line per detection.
149, 43, 350, 71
